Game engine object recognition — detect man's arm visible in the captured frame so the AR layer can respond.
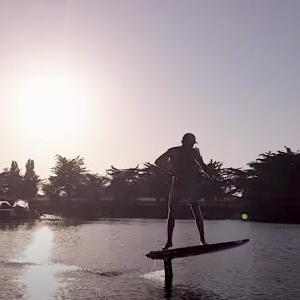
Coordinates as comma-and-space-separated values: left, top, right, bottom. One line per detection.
154, 150, 170, 170
197, 156, 208, 174
194, 147, 209, 174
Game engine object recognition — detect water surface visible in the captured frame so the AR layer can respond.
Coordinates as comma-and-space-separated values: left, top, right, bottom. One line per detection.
1, 219, 299, 300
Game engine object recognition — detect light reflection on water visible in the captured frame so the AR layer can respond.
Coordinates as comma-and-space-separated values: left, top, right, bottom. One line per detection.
12, 226, 53, 264
12, 226, 62, 300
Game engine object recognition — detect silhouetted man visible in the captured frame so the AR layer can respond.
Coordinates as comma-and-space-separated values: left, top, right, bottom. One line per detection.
155, 133, 209, 250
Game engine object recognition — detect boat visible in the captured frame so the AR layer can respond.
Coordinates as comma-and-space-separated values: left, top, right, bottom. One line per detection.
0, 201, 13, 220
0, 198, 41, 221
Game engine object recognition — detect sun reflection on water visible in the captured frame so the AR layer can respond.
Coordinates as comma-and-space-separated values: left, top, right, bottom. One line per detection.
15, 226, 53, 265
13, 226, 63, 300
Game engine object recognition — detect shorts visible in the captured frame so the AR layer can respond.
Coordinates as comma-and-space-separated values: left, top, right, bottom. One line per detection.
168, 176, 200, 206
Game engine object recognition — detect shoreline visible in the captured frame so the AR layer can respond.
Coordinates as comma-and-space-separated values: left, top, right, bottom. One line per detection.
29, 199, 243, 220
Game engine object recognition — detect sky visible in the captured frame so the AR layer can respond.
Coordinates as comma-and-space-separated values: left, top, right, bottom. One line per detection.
0, 0, 299, 179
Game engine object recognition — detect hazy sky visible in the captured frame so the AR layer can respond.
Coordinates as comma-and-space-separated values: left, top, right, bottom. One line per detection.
0, 0, 299, 178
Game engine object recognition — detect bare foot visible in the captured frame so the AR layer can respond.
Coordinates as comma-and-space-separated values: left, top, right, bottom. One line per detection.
162, 241, 173, 250
201, 240, 208, 246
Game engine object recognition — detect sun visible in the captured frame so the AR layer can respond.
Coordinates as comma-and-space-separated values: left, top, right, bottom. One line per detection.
14, 67, 88, 141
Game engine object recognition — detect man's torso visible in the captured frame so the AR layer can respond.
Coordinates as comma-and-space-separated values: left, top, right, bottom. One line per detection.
168, 146, 201, 180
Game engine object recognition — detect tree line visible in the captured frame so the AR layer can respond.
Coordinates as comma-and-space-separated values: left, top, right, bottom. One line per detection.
0, 147, 299, 222
0, 159, 38, 200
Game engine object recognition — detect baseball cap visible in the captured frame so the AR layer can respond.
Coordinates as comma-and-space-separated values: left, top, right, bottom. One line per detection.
182, 133, 197, 144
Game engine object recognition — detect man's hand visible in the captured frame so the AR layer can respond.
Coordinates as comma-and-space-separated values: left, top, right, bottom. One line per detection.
203, 171, 213, 181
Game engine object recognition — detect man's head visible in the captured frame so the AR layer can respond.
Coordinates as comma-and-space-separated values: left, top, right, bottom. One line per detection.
181, 133, 197, 147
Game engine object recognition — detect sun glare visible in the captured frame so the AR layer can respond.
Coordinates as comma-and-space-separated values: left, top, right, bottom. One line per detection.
14, 67, 89, 141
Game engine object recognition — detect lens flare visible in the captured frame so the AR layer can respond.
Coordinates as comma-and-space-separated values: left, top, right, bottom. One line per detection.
241, 213, 248, 220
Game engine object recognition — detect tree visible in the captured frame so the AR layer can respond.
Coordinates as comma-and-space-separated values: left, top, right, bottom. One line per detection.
224, 168, 249, 198
0, 168, 9, 196
79, 173, 109, 201
199, 160, 225, 202
106, 166, 142, 203
197, 160, 240, 202
6, 161, 22, 198
140, 163, 171, 202
21, 159, 39, 199
243, 147, 300, 222
43, 155, 87, 201
41, 179, 61, 201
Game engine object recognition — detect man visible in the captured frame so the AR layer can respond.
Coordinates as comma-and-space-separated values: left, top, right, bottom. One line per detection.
155, 133, 209, 250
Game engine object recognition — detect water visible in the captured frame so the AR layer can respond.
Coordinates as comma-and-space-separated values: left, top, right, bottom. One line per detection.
0, 219, 300, 300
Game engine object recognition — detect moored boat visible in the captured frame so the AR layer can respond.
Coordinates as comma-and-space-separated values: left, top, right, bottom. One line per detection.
0, 198, 41, 221
0, 201, 12, 220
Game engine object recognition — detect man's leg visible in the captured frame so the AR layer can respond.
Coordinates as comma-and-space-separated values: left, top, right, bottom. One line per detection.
163, 206, 175, 250
190, 202, 207, 245
163, 177, 177, 250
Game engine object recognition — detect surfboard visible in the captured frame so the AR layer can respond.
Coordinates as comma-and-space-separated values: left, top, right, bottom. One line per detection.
146, 239, 249, 260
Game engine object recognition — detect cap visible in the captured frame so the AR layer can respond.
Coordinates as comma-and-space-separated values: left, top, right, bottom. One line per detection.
182, 133, 197, 144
